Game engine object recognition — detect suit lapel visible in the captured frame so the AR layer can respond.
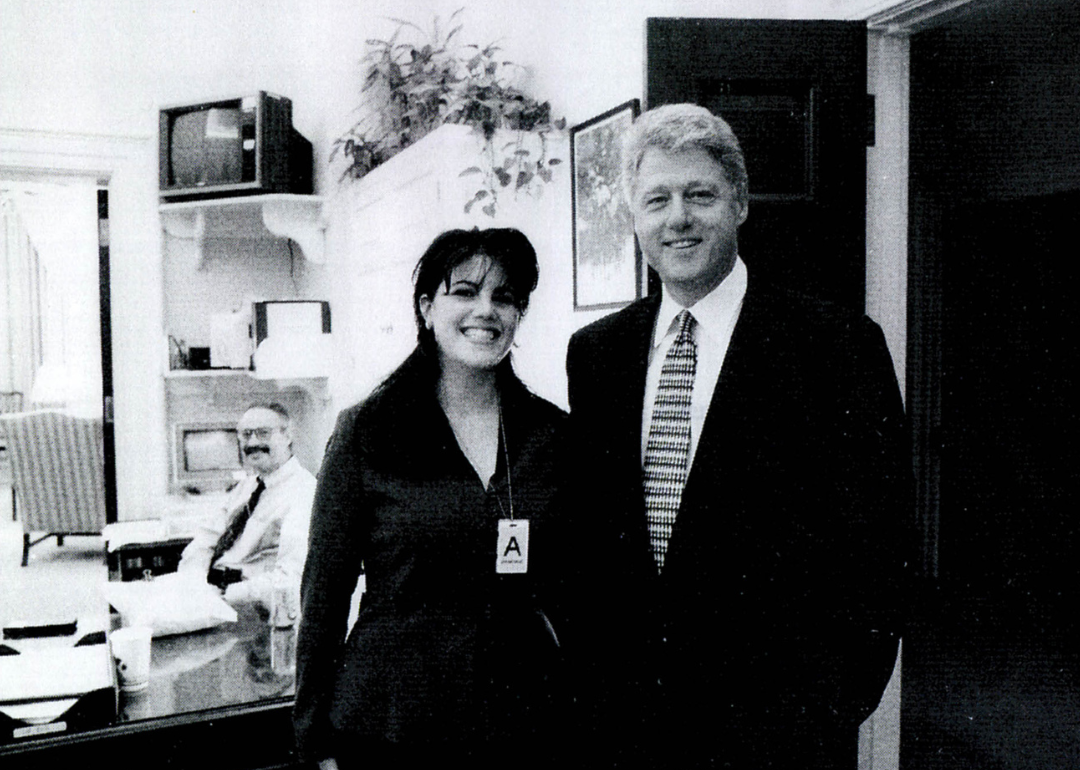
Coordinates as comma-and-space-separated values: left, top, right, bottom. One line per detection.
679, 278, 777, 521
605, 294, 662, 458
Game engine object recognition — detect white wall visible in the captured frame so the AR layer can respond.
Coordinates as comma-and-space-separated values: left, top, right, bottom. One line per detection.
2, 1, 871, 192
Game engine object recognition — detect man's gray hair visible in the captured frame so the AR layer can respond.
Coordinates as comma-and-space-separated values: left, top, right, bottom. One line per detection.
245, 402, 290, 422
622, 103, 749, 204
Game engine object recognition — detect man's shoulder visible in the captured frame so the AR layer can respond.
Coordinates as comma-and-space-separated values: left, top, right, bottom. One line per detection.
271, 457, 317, 495
570, 295, 657, 348
746, 280, 881, 343
295, 462, 317, 488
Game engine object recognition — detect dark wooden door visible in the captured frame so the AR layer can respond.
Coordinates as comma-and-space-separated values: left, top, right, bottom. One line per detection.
647, 18, 869, 311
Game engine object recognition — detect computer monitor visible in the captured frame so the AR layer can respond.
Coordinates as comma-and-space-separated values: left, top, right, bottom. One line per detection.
171, 422, 244, 493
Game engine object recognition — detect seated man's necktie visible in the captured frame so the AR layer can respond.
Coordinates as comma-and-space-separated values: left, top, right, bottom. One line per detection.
210, 478, 265, 566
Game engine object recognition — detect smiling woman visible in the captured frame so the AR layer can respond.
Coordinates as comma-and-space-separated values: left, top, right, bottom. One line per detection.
292, 227, 576, 770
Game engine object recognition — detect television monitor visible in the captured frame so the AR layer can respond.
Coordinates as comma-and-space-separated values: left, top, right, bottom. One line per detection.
172, 422, 244, 493
159, 92, 313, 201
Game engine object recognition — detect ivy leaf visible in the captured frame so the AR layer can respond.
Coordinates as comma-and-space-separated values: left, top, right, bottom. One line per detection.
516, 170, 534, 189
464, 188, 489, 214
459, 166, 483, 177
538, 167, 552, 183
482, 203, 496, 217
548, 158, 563, 166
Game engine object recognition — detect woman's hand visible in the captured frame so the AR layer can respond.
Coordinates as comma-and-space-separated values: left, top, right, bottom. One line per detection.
319, 758, 340, 770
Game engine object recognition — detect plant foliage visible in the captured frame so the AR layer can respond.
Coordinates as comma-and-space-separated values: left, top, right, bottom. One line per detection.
332, 9, 565, 215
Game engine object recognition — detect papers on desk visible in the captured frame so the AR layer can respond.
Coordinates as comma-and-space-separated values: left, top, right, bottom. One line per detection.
1, 698, 80, 726
103, 516, 218, 551
0, 644, 114, 730
106, 572, 237, 637
0, 644, 112, 703
103, 519, 170, 550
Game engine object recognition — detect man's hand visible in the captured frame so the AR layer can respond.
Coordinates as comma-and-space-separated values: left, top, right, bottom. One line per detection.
319, 758, 339, 770
224, 579, 252, 605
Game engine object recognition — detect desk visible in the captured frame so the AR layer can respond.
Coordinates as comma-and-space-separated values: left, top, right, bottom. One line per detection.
1, 573, 300, 769
113, 603, 295, 725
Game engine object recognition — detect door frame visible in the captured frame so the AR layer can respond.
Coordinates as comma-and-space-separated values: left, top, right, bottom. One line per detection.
0, 127, 160, 522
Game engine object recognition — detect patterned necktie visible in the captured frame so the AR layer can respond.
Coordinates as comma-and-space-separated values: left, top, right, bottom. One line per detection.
643, 309, 697, 571
210, 478, 265, 566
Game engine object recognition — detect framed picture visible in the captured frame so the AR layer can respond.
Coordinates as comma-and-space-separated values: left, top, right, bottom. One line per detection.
571, 99, 643, 310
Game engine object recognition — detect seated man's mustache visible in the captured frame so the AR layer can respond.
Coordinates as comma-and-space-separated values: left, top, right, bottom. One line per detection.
244, 445, 270, 456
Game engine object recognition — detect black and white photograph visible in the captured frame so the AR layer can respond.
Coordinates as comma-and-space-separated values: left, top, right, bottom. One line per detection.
2, 1, 1079, 769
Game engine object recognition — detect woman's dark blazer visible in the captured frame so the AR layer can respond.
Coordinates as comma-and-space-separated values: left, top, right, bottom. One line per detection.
292, 350, 571, 762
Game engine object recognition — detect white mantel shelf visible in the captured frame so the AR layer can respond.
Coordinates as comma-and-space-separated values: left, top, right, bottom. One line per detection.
159, 193, 326, 264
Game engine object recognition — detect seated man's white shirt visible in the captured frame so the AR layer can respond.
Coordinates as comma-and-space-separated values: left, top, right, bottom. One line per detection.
178, 455, 316, 609
641, 256, 747, 471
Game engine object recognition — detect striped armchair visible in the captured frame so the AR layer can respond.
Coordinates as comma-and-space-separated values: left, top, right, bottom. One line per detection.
0, 410, 107, 566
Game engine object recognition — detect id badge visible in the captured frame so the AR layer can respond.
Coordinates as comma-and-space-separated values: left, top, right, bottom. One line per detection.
496, 519, 529, 574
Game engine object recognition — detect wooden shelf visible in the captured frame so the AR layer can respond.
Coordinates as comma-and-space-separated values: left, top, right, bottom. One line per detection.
159, 194, 326, 264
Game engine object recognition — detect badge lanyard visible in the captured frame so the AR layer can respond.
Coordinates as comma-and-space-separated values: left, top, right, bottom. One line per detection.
499, 403, 514, 520
495, 403, 528, 574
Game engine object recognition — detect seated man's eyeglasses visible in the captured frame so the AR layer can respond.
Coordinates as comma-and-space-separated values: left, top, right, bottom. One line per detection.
239, 427, 283, 441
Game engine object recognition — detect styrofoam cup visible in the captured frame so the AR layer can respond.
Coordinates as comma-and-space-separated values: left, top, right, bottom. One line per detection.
110, 625, 152, 692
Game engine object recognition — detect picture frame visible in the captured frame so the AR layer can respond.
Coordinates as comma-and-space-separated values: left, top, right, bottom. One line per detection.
571, 99, 643, 310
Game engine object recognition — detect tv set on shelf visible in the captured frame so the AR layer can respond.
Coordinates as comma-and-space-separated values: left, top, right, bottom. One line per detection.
159, 92, 313, 201
172, 422, 244, 493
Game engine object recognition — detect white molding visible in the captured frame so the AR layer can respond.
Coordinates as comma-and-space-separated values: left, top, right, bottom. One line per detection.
851, 0, 985, 34
0, 128, 151, 181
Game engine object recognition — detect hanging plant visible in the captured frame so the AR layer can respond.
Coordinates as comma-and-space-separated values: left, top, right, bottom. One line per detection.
331, 9, 565, 216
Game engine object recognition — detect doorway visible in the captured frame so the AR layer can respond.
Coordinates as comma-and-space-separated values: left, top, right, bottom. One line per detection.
903, 1, 1080, 766
0, 176, 114, 522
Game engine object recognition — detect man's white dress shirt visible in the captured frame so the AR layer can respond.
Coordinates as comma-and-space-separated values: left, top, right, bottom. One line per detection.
179, 455, 316, 609
641, 256, 748, 472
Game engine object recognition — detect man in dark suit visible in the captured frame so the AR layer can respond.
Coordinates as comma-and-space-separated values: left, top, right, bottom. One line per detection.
566, 104, 911, 769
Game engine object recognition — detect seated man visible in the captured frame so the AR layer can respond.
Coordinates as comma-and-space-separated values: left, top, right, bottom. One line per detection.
177, 403, 316, 612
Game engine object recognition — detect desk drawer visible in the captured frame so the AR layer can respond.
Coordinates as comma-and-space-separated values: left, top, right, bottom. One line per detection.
107, 538, 193, 582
